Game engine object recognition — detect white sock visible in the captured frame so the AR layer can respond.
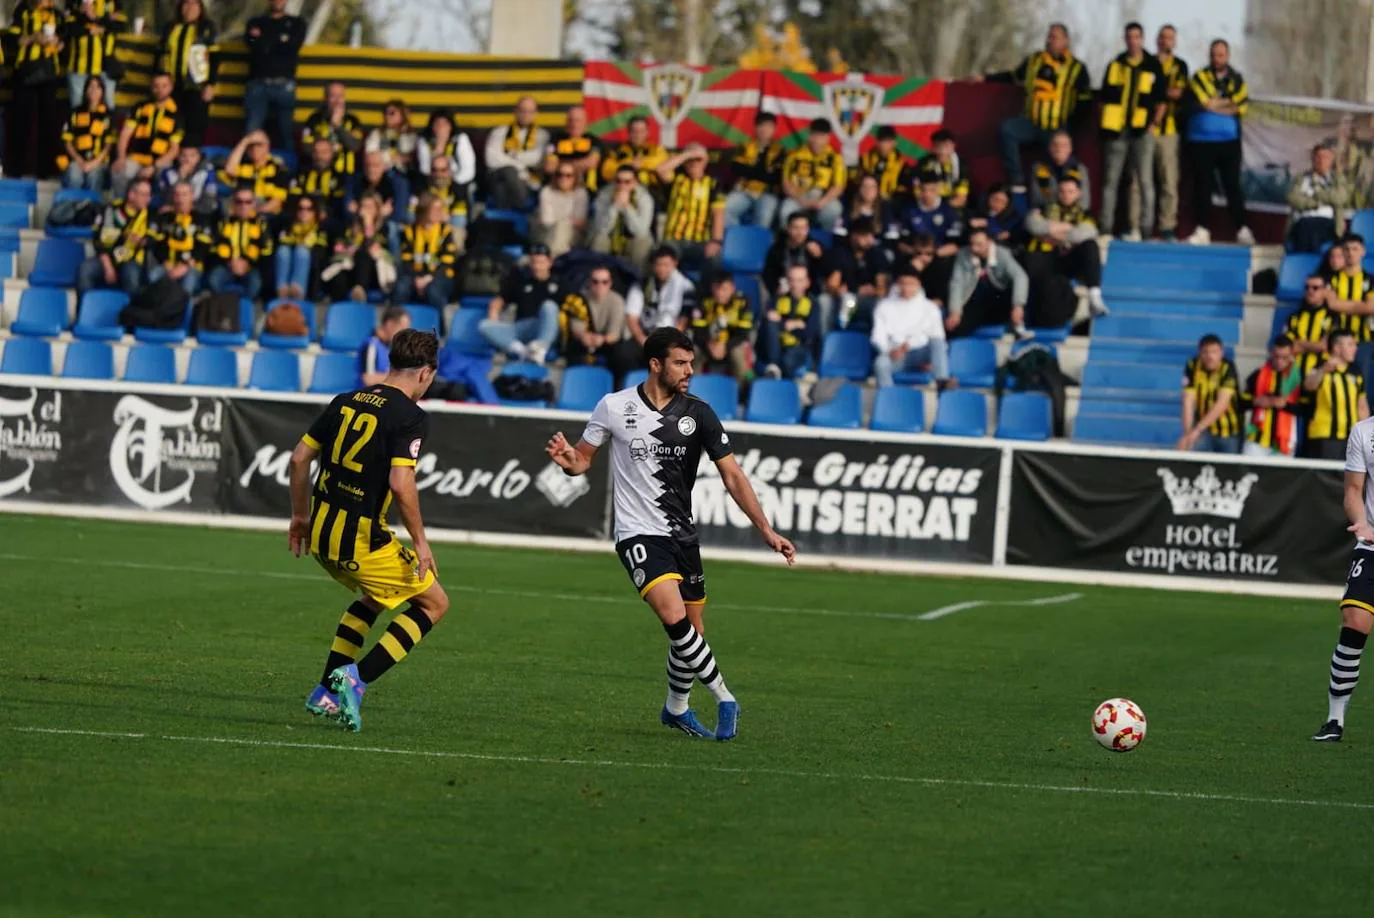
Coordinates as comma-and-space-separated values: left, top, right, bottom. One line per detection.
665, 648, 692, 715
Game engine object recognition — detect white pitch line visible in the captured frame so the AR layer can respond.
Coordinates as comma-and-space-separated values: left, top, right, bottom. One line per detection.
0, 552, 1014, 623
919, 592, 1083, 621
13, 726, 1374, 813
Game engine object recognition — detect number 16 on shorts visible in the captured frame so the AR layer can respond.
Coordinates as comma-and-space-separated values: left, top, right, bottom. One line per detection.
1343, 550, 1374, 610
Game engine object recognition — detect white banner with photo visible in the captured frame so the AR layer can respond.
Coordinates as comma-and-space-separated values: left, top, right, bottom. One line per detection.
1243, 95, 1374, 214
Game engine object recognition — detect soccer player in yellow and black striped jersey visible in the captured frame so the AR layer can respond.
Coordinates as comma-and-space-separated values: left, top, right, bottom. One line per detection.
289, 328, 450, 733
1303, 329, 1370, 459
1179, 334, 1242, 453
656, 143, 725, 267
984, 23, 1092, 187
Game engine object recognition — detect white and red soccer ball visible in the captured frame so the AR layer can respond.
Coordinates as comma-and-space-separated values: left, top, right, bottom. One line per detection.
1092, 698, 1147, 752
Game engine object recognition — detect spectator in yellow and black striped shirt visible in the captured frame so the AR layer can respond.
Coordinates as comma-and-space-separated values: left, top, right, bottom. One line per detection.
12, 0, 68, 179
394, 194, 458, 310
724, 112, 784, 229
1179, 334, 1242, 453
1303, 329, 1369, 460
779, 118, 847, 230
112, 72, 182, 198
656, 144, 725, 270
1131, 25, 1189, 240
1323, 233, 1374, 348
980, 22, 1092, 190
293, 136, 348, 226
159, 0, 218, 148
59, 74, 113, 190
852, 126, 910, 201
64, 0, 124, 113
221, 129, 289, 216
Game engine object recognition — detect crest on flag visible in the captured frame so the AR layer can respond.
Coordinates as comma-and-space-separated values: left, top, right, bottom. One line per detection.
823, 77, 886, 163
645, 65, 701, 128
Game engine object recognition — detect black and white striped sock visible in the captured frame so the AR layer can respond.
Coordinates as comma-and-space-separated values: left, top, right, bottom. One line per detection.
1328, 626, 1367, 725
665, 648, 694, 715
664, 618, 735, 707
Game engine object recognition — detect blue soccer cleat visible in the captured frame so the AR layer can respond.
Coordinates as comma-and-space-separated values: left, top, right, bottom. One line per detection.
661, 706, 714, 739
715, 700, 740, 742
305, 684, 340, 719
328, 664, 367, 733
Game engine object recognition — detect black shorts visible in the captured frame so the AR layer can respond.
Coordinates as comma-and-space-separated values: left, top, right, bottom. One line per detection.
1343, 548, 1374, 612
615, 535, 706, 605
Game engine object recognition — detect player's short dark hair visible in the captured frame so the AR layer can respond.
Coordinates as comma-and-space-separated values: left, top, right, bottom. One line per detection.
1272, 334, 1294, 349
1331, 328, 1357, 347
875, 125, 897, 141
931, 128, 954, 145
388, 328, 439, 370
643, 327, 695, 367
380, 305, 408, 326
809, 118, 832, 134
1198, 333, 1224, 350
755, 112, 776, 126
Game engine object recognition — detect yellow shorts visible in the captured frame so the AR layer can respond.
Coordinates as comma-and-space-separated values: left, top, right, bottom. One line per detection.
315, 539, 436, 610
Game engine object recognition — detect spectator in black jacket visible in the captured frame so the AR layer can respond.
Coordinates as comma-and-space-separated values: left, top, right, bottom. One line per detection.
763, 211, 826, 298
724, 112, 784, 229
243, 0, 305, 149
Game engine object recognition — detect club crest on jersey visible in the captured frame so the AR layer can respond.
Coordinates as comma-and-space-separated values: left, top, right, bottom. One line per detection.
409, 438, 422, 458
633, 568, 646, 588
677, 416, 697, 437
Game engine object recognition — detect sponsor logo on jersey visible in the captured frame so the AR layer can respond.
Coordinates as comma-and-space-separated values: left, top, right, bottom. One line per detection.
0, 388, 63, 499
677, 416, 697, 437
110, 396, 222, 510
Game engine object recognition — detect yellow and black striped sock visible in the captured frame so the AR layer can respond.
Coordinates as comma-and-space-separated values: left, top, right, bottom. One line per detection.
320, 600, 379, 687
356, 606, 434, 684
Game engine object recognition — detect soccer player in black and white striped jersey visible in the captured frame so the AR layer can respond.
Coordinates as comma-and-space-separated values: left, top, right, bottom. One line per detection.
545, 327, 796, 741
1314, 414, 1374, 741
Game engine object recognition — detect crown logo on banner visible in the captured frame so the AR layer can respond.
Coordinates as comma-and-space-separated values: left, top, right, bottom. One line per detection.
1156, 465, 1258, 519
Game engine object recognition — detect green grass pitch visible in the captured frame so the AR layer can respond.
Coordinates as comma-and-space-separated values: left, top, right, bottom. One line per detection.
3, 514, 1374, 917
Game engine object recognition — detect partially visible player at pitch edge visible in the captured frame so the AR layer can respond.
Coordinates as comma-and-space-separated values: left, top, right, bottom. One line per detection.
1315, 414, 1374, 742
546, 327, 796, 741
287, 328, 451, 733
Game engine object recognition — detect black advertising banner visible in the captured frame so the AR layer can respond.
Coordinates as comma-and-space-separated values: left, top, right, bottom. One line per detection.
692, 431, 1001, 563
0, 384, 224, 511
1007, 451, 1348, 584
223, 397, 610, 539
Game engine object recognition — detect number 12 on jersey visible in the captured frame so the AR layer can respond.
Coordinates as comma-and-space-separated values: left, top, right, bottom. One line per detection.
332, 405, 378, 472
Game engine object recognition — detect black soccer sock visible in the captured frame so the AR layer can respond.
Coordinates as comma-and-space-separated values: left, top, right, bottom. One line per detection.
1328, 626, 1368, 725
356, 605, 435, 685
320, 600, 380, 688
663, 617, 734, 704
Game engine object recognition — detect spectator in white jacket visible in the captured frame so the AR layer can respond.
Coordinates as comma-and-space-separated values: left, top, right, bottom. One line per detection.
871, 267, 951, 388
484, 96, 549, 209
415, 109, 477, 185
625, 246, 696, 345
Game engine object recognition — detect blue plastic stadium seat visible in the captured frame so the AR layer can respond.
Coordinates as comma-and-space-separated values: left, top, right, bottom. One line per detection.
972, 324, 1006, 340
28, 238, 86, 288
123, 344, 177, 384
459, 295, 490, 312
1277, 253, 1322, 301
259, 298, 317, 349
733, 273, 763, 319
482, 208, 530, 240
46, 188, 103, 239
185, 348, 239, 387
948, 338, 997, 388
201, 145, 232, 166
869, 385, 925, 433
61, 340, 114, 379
689, 373, 739, 421
1351, 210, 1374, 244
321, 301, 376, 352
818, 330, 872, 381
72, 289, 129, 341
809, 227, 833, 250
0, 178, 39, 203
132, 300, 194, 344
10, 287, 70, 337
500, 360, 547, 380
197, 298, 254, 348
0, 203, 30, 229
745, 378, 802, 425
720, 225, 773, 275
0, 337, 53, 375
446, 308, 492, 356
1029, 322, 1073, 343
248, 350, 300, 391
623, 368, 648, 389
932, 389, 988, 437
807, 382, 862, 429
404, 303, 442, 336
272, 148, 298, 172
556, 365, 613, 411
996, 391, 1053, 441
309, 352, 361, 394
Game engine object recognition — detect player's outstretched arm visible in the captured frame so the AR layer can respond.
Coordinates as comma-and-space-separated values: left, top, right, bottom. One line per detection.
287, 438, 320, 557
716, 454, 796, 566
389, 465, 437, 579
546, 431, 598, 477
